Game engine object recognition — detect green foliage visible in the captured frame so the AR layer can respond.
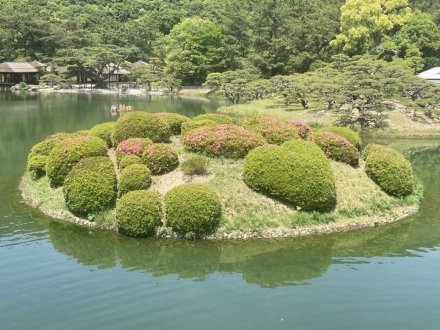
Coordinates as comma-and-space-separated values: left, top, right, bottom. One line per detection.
164, 184, 222, 238
27, 132, 72, 162
243, 146, 336, 212
181, 119, 217, 136
318, 126, 362, 151
39, 73, 64, 87
118, 164, 152, 196
313, 131, 360, 167
155, 113, 190, 135
63, 156, 116, 215
46, 135, 108, 187
142, 143, 179, 175
89, 122, 115, 148
119, 155, 142, 170
27, 155, 48, 180
113, 112, 171, 145
180, 156, 209, 176
192, 113, 233, 125
116, 190, 162, 237
364, 144, 414, 196
281, 140, 325, 159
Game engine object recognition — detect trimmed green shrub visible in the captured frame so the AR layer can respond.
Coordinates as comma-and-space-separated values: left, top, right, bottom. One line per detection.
27, 132, 73, 162
240, 115, 300, 145
243, 146, 336, 212
181, 119, 217, 136
113, 111, 171, 144
192, 113, 233, 124
164, 184, 222, 237
119, 155, 143, 170
313, 131, 360, 167
115, 138, 152, 162
318, 126, 362, 151
282, 139, 325, 158
364, 144, 414, 197
63, 156, 116, 215
362, 143, 384, 160
286, 119, 313, 139
142, 143, 179, 174
89, 122, 115, 147
183, 124, 266, 158
47, 135, 108, 187
27, 155, 48, 180
118, 164, 152, 195
155, 113, 190, 135
116, 190, 162, 237
180, 156, 209, 176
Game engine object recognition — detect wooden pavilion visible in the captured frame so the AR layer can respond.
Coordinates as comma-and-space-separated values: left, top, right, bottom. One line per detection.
0, 62, 42, 85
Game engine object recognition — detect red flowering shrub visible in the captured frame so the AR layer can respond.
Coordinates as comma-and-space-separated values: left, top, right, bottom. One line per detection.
115, 138, 153, 162
142, 143, 179, 174
183, 124, 266, 158
286, 119, 313, 140
313, 131, 360, 167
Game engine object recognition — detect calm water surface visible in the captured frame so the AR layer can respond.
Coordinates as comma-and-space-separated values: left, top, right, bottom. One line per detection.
0, 91, 439, 330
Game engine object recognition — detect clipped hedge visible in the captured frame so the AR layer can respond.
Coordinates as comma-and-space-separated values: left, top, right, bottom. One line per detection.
113, 111, 171, 144
183, 124, 266, 159
89, 122, 115, 147
119, 155, 143, 170
313, 131, 360, 167
181, 119, 217, 136
240, 115, 300, 145
118, 164, 152, 195
364, 144, 414, 197
282, 139, 325, 159
116, 190, 162, 237
27, 132, 71, 162
180, 156, 209, 176
243, 146, 336, 212
27, 155, 48, 180
164, 184, 222, 237
47, 135, 108, 187
192, 113, 233, 124
63, 156, 116, 215
286, 119, 313, 140
142, 143, 179, 174
318, 126, 362, 151
155, 113, 190, 135
115, 138, 152, 162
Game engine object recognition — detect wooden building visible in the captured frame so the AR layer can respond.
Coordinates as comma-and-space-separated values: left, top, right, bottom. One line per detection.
0, 62, 41, 84
103, 63, 130, 82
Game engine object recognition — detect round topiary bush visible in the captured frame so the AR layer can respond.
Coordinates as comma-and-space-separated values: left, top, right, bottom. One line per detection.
89, 122, 115, 147
27, 132, 71, 162
142, 143, 179, 174
118, 164, 152, 195
286, 119, 313, 140
313, 131, 360, 167
115, 138, 153, 162
27, 155, 48, 180
181, 119, 217, 136
119, 155, 143, 170
116, 190, 162, 237
318, 126, 362, 151
362, 143, 384, 160
63, 156, 116, 215
192, 113, 233, 124
243, 146, 336, 212
47, 135, 108, 187
240, 115, 301, 145
155, 113, 190, 135
164, 184, 222, 238
113, 111, 171, 144
364, 144, 414, 197
180, 156, 209, 176
183, 124, 266, 159
282, 139, 325, 159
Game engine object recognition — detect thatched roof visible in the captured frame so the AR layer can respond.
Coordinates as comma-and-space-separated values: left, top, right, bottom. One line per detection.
0, 62, 39, 73
417, 67, 440, 80
103, 63, 130, 75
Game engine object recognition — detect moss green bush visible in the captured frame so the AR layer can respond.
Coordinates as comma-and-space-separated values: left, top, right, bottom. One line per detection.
318, 126, 362, 151
89, 122, 115, 147
180, 156, 209, 176
63, 156, 116, 215
115, 138, 152, 162
27, 155, 48, 180
27, 132, 71, 162
47, 135, 108, 187
183, 124, 266, 158
282, 139, 325, 158
192, 113, 233, 124
364, 144, 414, 197
164, 184, 222, 238
155, 113, 190, 135
313, 131, 360, 167
113, 111, 171, 144
118, 164, 152, 195
116, 190, 162, 237
243, 146, 336, 212
181, 119, 217, 136
362, 143, 384, 160
119, 155, 143, 170
240, 115, 300, 145
142, 143, 179, 174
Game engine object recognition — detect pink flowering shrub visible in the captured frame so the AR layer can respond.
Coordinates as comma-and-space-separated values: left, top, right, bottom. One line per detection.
142, 143, 179, 174
240, 115, 300, 145
183, 124, 266, 159
313, 131, 360, 167
286, 119, 313, 140
115, 138, 153, 162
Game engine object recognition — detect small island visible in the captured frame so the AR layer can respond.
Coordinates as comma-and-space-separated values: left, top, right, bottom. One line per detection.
21, 110, 422, 240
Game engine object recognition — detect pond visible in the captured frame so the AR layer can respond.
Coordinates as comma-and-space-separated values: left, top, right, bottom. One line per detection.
1, 91, 440, 330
